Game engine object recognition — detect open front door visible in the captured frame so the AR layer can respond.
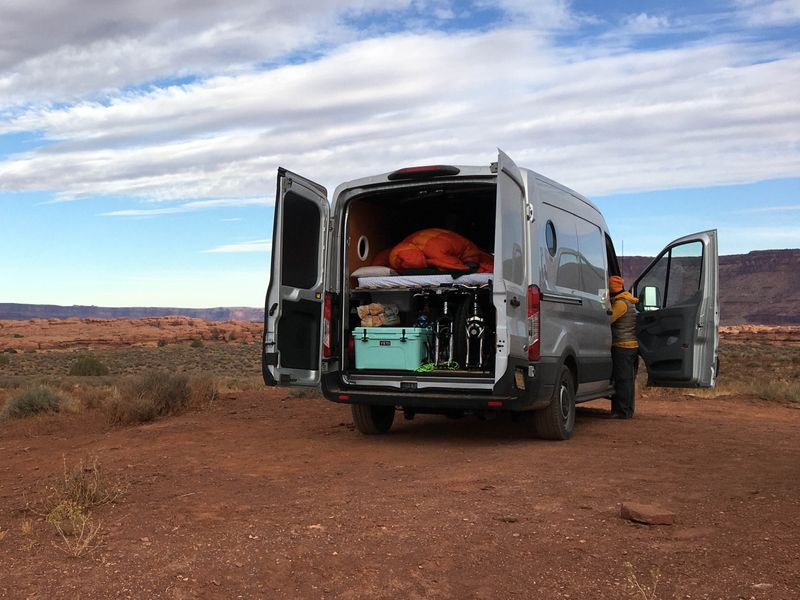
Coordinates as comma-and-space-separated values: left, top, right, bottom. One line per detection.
633, 230, 719, 387
262, 168, 329, 387
493, 149, 528, 384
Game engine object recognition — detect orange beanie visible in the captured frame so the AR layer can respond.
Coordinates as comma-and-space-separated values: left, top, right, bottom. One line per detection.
609, 276, 625, 293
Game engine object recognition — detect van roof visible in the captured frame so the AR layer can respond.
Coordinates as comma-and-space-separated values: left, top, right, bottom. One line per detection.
332, 164, 602, 217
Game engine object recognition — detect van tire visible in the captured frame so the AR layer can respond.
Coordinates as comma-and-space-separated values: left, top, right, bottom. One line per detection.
532, 365, 575, 440
351, 404, 395, 434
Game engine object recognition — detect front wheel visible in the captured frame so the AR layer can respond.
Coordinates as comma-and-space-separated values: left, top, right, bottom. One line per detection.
531, 365, 575, 440
351, 404, 395, 434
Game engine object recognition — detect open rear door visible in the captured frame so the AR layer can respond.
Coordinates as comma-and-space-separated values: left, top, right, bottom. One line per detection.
493, 149, 528, 384
633, 230, 719, 387
262, 168, 329, 387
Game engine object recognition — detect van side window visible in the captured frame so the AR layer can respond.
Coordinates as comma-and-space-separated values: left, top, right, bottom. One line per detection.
635, 240, 704, 310
575, 218, 605, 297
545, 221, 557, 256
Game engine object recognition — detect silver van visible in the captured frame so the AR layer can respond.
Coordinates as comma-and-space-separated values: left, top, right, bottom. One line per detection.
262, 150, 719, 440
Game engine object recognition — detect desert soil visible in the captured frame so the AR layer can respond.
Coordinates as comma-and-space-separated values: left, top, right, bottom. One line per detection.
1, 389, 799, 599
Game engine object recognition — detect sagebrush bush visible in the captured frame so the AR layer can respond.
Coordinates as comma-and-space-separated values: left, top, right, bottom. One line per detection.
190, 339, 204, 348
107, 371, 189, 425
1, 384, 69, 420
156, 339, 167, 347
0, 354, 9, 366
69, 355, 110, 376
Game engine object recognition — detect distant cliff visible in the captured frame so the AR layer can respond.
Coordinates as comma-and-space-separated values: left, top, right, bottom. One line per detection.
2, 249, 798, 324
621, 249, 800, 325
0, 304, 262, 322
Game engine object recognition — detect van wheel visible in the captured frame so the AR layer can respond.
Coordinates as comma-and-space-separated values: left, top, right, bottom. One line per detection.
531, 365, 575, 440
351, 404, 395, 434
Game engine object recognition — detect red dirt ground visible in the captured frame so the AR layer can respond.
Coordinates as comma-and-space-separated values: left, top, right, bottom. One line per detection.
1, 389, 799, 599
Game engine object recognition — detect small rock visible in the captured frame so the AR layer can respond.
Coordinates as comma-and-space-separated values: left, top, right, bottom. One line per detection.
498, 516, 519, 523
752, 583, 773, 590
620, 502, 675, 525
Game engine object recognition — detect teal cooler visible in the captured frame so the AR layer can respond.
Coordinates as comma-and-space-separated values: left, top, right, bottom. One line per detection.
355, 327, 432, 371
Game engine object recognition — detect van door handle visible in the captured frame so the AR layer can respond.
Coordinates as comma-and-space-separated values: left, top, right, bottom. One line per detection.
509, 297, 520, 308
268, 302, 278, 316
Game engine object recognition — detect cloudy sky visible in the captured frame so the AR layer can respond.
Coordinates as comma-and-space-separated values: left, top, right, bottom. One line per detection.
1, 0, 798, 307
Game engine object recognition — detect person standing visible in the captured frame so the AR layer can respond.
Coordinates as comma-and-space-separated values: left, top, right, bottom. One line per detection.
609, 276, 639, 419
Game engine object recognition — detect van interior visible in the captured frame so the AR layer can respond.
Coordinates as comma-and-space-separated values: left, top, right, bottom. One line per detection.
342, 181, 497, 378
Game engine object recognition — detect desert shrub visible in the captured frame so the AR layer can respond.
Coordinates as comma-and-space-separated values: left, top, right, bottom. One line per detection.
73, 385, 112, 410
0, 354, 9, 366
107, 371, 189, 425
12, 333, 24, 338
4, 348, 17, 354
157, 339, 167, 347
757, 380, 800, 403
190, 339, 204, 348
1, 384, 69, 420
188, 375, 219, 408
41, 456, 123, 557
69, 355, 110, 376
44, 456, 124, 512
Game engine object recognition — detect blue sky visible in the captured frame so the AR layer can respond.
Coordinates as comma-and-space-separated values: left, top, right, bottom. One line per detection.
1, 0, 798, 307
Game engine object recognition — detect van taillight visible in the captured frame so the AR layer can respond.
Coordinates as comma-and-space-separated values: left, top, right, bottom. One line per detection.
527, 285, 540, 361
322, 292, 332, 358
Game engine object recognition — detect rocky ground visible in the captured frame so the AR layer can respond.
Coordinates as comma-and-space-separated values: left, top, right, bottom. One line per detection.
0, 317, 262, 351
0, 320, 798, 599
0, 389, 798, 599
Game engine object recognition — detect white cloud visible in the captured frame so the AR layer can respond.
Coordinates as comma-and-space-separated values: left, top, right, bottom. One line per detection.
739, 204, 800, 213
0, 0, 412, 104
102, 197, 271, 216
619, 13, 671, 34
735, 0, 800, 26
0, 4, 798, 208
204, 239, 272, 253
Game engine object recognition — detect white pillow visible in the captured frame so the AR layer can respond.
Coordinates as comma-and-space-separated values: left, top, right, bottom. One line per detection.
351, 266, 399, 277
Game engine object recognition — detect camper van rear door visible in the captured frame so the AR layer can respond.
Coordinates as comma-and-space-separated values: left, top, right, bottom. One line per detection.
493, 149, 529, 385
263, 168, 330, 387
632, 230, 719, 388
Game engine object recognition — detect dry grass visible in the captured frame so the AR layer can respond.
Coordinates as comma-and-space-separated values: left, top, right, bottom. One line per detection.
640, 341, 800, 404
188, 374, 220, 409
42, 455, 125, 514
36, 456, 124, 558
52, 512, 102, 558
107, 371, 190, 425
625, 562, 661, 599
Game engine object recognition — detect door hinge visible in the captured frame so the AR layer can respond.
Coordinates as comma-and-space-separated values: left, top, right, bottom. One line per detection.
525, 203, 534, 221
328, 218, 334, 232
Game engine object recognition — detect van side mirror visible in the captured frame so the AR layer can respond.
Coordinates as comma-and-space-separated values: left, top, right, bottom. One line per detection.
640, 285, 661, 311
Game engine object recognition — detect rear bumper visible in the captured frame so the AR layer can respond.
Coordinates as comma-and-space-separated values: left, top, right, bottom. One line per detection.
321, 357, 558, 412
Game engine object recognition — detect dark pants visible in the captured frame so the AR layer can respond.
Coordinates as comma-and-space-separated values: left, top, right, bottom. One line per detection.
612, 347, 638, 418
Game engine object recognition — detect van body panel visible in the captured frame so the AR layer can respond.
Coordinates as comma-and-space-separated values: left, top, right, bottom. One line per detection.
263, 169, 330, 387
633, 229, 719, 388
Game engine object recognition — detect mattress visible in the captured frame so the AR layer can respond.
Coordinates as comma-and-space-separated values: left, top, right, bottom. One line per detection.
356, 272, 493, 289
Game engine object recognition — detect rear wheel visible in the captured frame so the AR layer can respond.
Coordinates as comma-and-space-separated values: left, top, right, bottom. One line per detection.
351, 404, 395, 434
531, 365, 575, 440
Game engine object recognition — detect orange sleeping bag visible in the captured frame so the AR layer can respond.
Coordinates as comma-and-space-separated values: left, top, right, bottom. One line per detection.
376, 228, 493, 273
